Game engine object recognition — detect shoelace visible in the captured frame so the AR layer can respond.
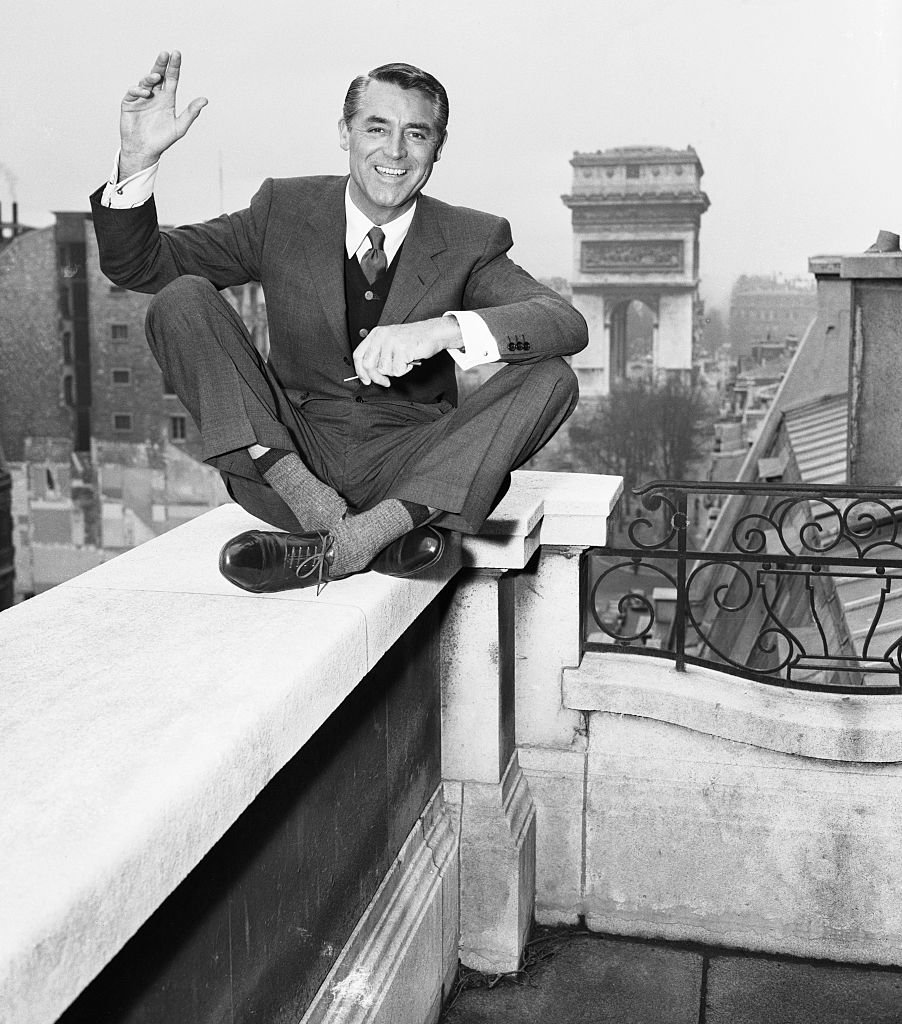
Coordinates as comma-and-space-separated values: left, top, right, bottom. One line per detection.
285, 531, 331, 596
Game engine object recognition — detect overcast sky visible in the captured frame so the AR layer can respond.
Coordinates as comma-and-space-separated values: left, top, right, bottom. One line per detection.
3, 0, 900, 308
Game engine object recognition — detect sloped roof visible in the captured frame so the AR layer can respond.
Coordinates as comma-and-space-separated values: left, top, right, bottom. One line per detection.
783, 395, 848, 484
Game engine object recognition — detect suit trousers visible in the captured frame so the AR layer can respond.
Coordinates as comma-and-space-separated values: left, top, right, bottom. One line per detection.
144, 275, 579, 534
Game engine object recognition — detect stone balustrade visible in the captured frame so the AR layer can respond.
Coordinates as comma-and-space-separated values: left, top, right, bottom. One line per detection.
0, 470, 622, 1024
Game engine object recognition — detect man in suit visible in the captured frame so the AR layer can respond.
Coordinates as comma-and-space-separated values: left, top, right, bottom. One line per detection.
91, 51, 587, 592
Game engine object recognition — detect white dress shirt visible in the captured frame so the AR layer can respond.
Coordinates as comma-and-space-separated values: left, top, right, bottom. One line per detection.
101, 154, 501, 370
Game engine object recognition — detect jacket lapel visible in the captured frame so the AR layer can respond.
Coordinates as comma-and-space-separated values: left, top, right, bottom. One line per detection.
300, 178, 349, 348
381, 196, 448, 325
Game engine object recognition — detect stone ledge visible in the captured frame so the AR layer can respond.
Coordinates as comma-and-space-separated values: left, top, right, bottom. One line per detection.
0, 502, 460, 1024
462, 471, 621, 568
564, 652, 902, 763
0, 468, 621, 1024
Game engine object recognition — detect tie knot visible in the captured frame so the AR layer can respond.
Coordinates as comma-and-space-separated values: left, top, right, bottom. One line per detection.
361, 227, 388, 285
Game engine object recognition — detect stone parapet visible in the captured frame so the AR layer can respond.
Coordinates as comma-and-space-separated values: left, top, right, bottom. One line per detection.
0, 501, 460, 1024
0, 469, 624, 1024
561, 653, 902, 965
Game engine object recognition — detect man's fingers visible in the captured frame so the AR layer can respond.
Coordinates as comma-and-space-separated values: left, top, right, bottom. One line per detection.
175, 97, 208, 136
164, 50, 182, 85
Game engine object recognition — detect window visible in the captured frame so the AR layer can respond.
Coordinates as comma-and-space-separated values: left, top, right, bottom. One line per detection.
62, 332, 72, 363
111, 369, 131, 385
162, 376, 177, 397
63, 375, 75, 406
113, 413, 132, 432
109, 285, 127, 295
111, 324, 129, 341
626, 165, 640, 179
169, 415, 187, 441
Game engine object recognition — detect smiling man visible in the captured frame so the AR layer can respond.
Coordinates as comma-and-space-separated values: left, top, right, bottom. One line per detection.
91, 52, 588, 592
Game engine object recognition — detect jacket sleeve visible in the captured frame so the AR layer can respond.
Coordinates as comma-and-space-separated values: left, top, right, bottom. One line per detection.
462, 216, 588, 362
89, 179, 275, 293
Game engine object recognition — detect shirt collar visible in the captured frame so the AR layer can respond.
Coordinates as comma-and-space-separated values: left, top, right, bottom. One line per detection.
344, 183, 417, 266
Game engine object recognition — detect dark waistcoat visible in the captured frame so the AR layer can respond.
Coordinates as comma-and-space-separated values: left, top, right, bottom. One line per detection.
343, 248, 458, 406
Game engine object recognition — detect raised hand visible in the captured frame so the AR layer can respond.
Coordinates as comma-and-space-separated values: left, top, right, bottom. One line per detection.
118, 50, 207, 179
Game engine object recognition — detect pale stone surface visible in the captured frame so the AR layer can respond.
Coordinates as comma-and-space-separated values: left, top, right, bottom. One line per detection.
515, 547, 586, 749
457, 755, 537, 974
440, 570, 509, 783
0, 469, 622, 1024
583, 710, 902, 964
657, 292, 694, 370
301, 787, 459, 1024
61, 501, 461, 671
564, 652, 902, 762
0, 503, 459, 1024
461, 470, 620, 567
519, 745, 587, 925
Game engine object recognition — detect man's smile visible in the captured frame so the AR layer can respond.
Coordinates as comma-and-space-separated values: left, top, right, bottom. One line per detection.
375, 166, 407, 177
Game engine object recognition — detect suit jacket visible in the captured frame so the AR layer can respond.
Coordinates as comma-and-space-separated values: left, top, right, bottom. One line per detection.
90, 175, 588, 405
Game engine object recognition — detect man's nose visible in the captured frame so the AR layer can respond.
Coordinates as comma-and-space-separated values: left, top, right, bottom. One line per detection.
384, 129, 407, 159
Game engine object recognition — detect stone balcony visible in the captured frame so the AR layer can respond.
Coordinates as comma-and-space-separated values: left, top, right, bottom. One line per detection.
5, 469, 902, 1024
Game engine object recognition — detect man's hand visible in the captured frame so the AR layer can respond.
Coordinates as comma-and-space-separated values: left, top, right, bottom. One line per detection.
118, 51, 207, 180
353, 317, 464, 387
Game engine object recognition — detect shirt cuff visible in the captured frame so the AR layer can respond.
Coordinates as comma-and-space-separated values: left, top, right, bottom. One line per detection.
443, 311, 501, 370
99, 150, 160, 208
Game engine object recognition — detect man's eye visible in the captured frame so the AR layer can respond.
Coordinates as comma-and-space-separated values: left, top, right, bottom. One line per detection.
367, 126, 386, 134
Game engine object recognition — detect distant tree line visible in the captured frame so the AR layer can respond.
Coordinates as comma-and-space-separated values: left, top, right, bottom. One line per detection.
568, 377, 714, 498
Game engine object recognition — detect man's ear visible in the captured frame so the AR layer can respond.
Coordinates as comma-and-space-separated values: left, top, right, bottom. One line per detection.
338, 118, 350, 152
434, 130, 447, 162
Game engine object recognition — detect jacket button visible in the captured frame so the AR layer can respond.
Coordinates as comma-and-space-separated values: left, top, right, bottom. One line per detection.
355, 395, 364, 403
524, 341, 531, 350
364, 290, 375, 301
359, 328, 369, 339
343, 356, 351, 365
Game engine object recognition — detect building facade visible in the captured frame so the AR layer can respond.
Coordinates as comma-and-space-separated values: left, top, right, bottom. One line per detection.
728, 274, 817, 363
0, 212, 270, 599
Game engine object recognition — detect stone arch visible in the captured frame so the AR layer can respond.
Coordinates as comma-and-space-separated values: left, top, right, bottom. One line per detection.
562, 146, 709, 396
607, 295, 659, 383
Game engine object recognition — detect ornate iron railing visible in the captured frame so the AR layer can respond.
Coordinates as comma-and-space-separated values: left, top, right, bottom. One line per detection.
583, 480, 902, 693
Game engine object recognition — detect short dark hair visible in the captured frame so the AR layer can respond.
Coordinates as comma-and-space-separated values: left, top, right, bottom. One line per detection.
342, 63, 449, 147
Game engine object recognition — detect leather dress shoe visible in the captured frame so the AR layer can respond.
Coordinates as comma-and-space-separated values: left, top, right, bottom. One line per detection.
368, 526, 446, 578
219, 529, 340, 594
218, 525, 447, 594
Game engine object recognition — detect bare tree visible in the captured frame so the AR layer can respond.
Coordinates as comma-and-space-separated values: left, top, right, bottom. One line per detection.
652, 377, 712, 481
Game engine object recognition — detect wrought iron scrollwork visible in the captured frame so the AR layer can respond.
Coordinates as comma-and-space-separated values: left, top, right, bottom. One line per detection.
585, 480, 902, 693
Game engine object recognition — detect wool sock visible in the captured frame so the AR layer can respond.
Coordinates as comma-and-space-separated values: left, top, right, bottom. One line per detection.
252, 448, 347, 531
330, 498, 430, 576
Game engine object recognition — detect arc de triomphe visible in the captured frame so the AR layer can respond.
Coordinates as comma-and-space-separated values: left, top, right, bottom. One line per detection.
561, 146, 710, 395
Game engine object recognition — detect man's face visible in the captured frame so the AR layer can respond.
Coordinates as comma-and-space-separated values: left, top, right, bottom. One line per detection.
339, 80, 445, 225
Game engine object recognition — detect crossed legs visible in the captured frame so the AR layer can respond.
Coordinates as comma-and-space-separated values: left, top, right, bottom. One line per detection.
144, 275, 578, 588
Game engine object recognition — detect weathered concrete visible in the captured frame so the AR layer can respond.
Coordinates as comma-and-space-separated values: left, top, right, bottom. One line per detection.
447, 757, 537, 975
302, 787, 459, 1024
518, 744, 586, 925
705, 955, 902, 1024
439, 929, 902, 1024
0, 502, 461, 1024
565, 653, 902, 762
441, 932, 703, 1024
570, 656, 902, 964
